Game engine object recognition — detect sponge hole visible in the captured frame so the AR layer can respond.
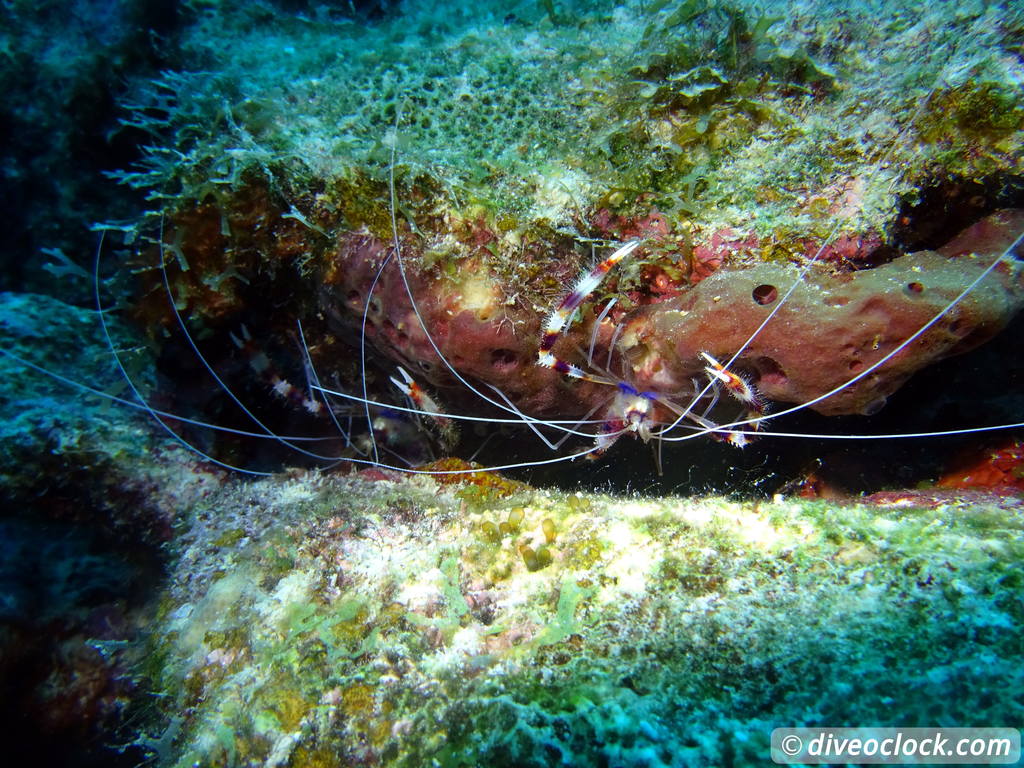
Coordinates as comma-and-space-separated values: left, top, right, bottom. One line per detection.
752, 284, 778, 305
490, 348, 520, 372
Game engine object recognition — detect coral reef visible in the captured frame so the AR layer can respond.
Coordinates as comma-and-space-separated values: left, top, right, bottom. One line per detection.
0, 2, 1021, 764
0, 291, 218, 540
938, 439, 1024, 492
0, 292, 219, 766
0, 0, 180, 295
625, 210, 1024, 416
2, 288, 1021, 765
323, 210, 1024, 420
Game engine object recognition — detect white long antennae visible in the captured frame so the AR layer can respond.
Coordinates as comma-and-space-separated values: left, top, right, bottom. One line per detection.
588, 297, 617, 368
0, 345, 351, 443
341, 440, 610, 475
359, 247, 393, 466
296, 317, 365, 454
380, 101, 598, 439
665, 420, 1024, 443
156, 222, 343, 463
92, 227, 274, 476
740, 423, 1024, 441
310, 381, 607, 426
484, 382, 612, 450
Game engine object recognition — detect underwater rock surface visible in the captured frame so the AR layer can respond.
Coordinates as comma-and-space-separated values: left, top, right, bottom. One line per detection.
6, 287, 1018, 766
629, 210, 1024, 417
136, 466, 1023, 767
324, 210, 1024, 420
0, 293, 217, 767
0, 292, 218, 541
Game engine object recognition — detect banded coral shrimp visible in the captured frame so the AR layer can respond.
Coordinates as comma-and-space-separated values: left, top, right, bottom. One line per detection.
4, 184, 1023, 498
3, 0, 1024, 498
334, 56, 1024, 494
130, 177, 1023, 496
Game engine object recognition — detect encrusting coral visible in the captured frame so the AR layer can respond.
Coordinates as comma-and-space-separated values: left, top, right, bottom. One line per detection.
0, 1, 1022, 764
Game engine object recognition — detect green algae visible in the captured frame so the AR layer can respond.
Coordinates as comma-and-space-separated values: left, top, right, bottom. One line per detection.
439, 555, 470, 619
535, 576, 594, 647
118, 0, 1021, 251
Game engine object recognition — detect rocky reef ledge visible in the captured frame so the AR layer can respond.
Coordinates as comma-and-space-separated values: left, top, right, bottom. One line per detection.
0, 287, 1021, 765
0, 290, 1019, 768
127, 463, 1021, 768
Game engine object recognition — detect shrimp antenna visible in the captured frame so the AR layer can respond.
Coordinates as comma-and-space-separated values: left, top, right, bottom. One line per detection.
93, 225, 275, 476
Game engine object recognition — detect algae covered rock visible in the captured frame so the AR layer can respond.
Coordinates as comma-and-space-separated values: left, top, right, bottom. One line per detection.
0, 292, 213, 765
1, 1, 1022, 766
0, 291, 219, 540
135, 468, 1024, 766
627, 210, 1024, 416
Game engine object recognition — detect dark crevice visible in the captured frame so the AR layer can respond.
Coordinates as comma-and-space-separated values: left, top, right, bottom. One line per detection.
889, 172, 1024, 252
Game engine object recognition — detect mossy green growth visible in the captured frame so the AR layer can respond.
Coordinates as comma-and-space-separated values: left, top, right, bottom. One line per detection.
911, 79, 1024, 178
212, 527, 246, 548
317, 598, 374, 662
535, 576, 594, 647
439, 556, 470, 619
321, 172, 395, 237
133, 467, 1024, 767
471, 504, 551, 580
925, 81, 1024, 139
118, 0, 1022, 243
479, 520, 501, 544
560, 523, 606, 570
498, 510, 521, 536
